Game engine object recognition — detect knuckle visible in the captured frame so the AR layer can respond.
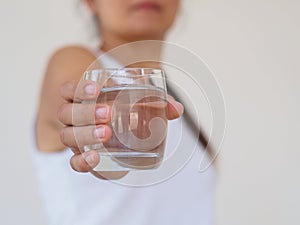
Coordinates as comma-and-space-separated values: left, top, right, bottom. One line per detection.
57, 103, 68, 123
60, 128, 66, 145
60, 81, 70, 97
61, 81, 77, 100
167, 94, 175, 100
70, 147, 81, 154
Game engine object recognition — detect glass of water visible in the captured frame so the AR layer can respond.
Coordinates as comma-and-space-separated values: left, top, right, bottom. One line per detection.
83, 68, 168, 171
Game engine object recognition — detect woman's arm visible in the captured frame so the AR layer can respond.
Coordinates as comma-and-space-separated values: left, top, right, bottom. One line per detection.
36, 46, 128, 179
36, 46, 184, 179
36, 46, 97, 152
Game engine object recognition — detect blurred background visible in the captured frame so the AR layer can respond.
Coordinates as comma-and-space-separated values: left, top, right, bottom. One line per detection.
1, 0, 299, 224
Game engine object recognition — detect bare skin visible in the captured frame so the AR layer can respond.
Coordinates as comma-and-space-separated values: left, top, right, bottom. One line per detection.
36, 0, 183, 179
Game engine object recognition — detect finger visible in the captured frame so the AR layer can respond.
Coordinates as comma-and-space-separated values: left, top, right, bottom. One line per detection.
167, 94, 175, 100
70, 150, 100, 172
167, 97, 184, 120
58, 103, 111, 126
60, 125, 112, 149
70, 147, 80, 154
60, 80, 101, 102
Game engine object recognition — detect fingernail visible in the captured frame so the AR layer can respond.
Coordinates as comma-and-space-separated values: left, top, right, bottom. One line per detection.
85, 84, 97, 95
94, 126, 105, 139
96, 107, 108, 120
83, 151, 95, 164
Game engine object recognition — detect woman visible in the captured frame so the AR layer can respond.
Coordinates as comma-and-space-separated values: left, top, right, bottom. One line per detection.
35, 1, 215, 224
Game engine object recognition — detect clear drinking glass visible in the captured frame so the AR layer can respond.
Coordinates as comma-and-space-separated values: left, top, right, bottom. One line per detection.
82, 68, 168, 171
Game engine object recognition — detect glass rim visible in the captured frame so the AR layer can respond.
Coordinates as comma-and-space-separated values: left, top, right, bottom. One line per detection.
84, 68, 164, 79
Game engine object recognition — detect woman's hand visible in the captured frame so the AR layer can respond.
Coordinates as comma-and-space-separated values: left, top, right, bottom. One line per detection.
58, 80, 184, 178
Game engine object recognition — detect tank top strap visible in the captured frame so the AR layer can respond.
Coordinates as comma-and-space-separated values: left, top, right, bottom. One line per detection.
93, 49, 123, 68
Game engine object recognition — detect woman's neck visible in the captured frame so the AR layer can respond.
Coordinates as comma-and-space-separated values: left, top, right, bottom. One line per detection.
100, 33, 164, 69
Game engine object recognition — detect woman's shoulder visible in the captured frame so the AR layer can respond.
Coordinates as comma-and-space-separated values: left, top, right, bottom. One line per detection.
51, 45, 96, 57
44, 44, 100, 82
48, 45, 97, 68
35, 45, 100, 152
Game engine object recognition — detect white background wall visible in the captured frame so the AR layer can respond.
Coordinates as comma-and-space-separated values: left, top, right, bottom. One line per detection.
1, 0, 299, 224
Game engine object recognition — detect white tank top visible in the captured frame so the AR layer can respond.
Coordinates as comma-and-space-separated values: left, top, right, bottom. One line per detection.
32, 51, 216, 225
